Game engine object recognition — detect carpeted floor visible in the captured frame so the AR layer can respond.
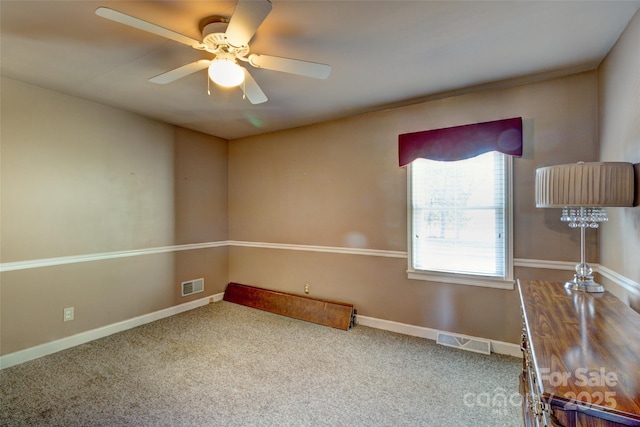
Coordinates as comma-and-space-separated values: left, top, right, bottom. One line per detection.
1, 301, 523, 426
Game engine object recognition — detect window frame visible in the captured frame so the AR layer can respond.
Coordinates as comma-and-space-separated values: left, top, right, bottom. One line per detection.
406, 153, 514, 290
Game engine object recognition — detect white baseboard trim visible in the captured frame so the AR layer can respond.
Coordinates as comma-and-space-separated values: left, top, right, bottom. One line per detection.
1, 293, 521, 370
356, 315, 522, 358
0, 293, 224, 370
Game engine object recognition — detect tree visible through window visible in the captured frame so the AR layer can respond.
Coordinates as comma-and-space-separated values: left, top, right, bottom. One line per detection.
409, 151, 512, 284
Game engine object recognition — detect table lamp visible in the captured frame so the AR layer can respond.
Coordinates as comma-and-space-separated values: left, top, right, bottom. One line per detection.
535, 161, 634, 292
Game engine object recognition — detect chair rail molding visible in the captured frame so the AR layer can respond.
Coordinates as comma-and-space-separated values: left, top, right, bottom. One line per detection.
2, 242, 637, 296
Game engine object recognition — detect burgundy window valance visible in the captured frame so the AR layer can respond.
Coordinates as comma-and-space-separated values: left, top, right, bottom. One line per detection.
398, 117, 523, 167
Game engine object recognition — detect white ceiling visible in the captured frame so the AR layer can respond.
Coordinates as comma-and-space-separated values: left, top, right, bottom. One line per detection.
2, 1, 639, 140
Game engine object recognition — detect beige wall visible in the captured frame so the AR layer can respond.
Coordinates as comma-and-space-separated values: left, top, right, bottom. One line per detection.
597, 9, 640, 308
0, 78, 229, 355
229, 72, 599, 344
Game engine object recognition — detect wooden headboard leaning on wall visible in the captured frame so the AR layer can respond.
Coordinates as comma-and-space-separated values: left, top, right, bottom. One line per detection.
635, 163, 639, 206
626, 163, 640, 314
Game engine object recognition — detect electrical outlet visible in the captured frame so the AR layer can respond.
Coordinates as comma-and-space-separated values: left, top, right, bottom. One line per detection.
63, 307, 74, 322
304, 284, 310, 294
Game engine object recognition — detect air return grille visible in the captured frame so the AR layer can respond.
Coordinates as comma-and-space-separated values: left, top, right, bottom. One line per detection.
436, 332, 491, 355
181, 278, 204, 297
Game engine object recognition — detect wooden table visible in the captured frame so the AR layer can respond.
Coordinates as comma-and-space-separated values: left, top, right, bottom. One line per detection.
518, 279, 640, 427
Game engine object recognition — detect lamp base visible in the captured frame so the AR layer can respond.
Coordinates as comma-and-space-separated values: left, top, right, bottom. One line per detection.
564, 276, 604, 293
564, 260, 604, 293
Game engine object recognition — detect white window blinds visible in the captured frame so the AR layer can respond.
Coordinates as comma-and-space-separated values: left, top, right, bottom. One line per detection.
410, 151, 508, 278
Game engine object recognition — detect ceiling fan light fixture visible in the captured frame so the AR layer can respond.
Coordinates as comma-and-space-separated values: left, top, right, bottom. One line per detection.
209, 56, 244, 88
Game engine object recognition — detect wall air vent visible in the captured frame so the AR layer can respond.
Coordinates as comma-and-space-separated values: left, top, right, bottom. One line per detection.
181, 278, 204, 297
436, 332, 491, 355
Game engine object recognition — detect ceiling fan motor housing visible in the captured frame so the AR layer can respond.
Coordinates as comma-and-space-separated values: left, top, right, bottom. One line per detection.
201, 17, 249, 57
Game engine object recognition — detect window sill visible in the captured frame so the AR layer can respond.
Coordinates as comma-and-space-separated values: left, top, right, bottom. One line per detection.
407, 270, 514, 290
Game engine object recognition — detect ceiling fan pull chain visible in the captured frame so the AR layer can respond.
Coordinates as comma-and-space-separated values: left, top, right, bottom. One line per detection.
207, 76, 211, 96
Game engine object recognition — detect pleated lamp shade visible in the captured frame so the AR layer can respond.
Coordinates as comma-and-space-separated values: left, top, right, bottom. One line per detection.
536, 162, 634, 208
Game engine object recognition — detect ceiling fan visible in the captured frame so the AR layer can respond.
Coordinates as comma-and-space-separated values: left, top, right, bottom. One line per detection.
95, 0, 331, 104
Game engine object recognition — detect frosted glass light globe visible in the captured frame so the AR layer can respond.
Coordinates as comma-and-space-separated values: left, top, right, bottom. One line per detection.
209, 59, 244, 88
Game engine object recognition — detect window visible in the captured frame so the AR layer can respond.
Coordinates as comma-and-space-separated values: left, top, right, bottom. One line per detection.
408, 151, 513, 289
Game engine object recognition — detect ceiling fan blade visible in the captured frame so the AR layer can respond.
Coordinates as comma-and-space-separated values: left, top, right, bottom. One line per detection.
149, 60, 211, 84
241, 69, 268, 104
225, 0, 273, 48
95, 7, 204, 49
248, 54, 331, 79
